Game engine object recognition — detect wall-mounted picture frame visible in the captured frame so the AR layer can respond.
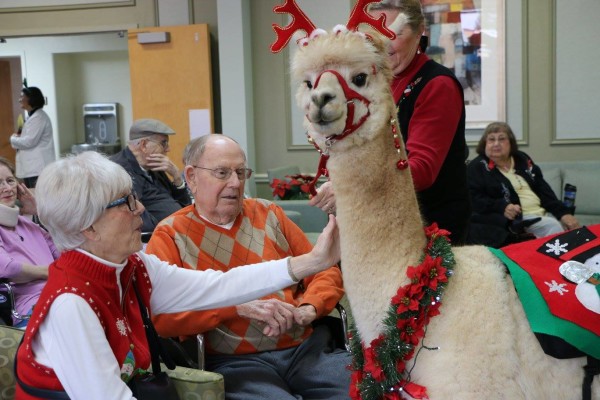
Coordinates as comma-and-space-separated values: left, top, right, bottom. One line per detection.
0, 0, 134, 13
553, 0, 600, 144
422, 0, 506, 143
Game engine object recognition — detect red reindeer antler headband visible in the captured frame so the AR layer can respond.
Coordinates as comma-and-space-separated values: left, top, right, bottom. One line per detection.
270, 0, 396, 53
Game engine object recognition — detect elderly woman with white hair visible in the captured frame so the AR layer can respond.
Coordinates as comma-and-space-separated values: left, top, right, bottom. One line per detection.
14, 151, 340, 400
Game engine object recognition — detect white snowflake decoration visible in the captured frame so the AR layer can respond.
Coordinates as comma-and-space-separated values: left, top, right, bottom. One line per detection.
116, 318, 128, 336
544, 280, 569, 295
545, 239, 569, 256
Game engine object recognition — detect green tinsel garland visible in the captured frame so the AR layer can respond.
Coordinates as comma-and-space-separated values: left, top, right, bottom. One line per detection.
349, 225, 456, 400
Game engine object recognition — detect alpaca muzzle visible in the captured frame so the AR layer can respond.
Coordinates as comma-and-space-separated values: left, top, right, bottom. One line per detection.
312, 69, 371, 142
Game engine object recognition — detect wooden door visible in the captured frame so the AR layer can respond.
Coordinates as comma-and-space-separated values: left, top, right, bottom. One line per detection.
0, 61, 16, 163
128, 24, 213, 169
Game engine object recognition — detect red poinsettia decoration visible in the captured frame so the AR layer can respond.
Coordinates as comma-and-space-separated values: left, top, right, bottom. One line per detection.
270, 174, 315, 200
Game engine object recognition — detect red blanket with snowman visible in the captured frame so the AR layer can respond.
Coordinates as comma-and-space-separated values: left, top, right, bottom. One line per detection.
490, 225, 600, 359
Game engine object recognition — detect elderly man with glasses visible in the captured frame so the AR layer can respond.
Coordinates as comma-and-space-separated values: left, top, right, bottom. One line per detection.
110, 118, 191, 232
146, 134, 351, 400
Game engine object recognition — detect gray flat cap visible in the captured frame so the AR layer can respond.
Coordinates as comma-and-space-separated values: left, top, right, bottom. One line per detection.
129, 118, 175, 140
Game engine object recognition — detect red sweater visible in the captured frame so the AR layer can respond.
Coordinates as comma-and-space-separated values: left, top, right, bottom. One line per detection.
390, 52, 463, 191
147, 199, 344, 355
15, 251, 153, 399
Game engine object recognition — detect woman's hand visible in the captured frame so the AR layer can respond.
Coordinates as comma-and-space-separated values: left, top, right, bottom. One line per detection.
17, 183, 37, 215
309, 214, 340, 269
288, 215, 340, 279
503, 203, 522, 220
309, 181, 336, 214
560, 214, 581, 230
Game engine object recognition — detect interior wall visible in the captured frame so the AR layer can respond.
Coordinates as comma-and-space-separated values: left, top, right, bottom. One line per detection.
518, 0, 600, 161
0, 2, 155, 36
192, 0, 221, 132
53, 54, 77, 153
71, 50, 131, 145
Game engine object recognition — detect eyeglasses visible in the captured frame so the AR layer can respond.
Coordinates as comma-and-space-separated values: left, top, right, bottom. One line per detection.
106, 192, 138, 212
146, 138, 169, 150
192, 166, 253, 181
0, 177, 17, 188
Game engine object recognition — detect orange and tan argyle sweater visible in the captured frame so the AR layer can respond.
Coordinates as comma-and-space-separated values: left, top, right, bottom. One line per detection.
147, 198, 344, 355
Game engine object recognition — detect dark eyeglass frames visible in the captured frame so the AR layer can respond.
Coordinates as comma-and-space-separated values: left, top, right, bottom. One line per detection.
106, 192, 138, 212
192, 166, 253, 181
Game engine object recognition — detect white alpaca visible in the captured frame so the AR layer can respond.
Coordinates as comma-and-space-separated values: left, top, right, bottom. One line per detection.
271, 1, 599, 399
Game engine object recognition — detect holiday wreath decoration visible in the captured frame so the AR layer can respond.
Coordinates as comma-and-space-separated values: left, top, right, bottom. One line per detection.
348, 224, 455, 400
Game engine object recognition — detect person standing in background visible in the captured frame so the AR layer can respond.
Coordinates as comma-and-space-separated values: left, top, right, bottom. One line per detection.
10, 86, 55, 188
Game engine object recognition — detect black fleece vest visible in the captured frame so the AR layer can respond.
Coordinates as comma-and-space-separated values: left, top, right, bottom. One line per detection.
397, 60, 470, 240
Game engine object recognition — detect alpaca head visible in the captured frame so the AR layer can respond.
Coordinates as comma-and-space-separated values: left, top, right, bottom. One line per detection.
293, 30, 393, 151
271, 0, 408, 153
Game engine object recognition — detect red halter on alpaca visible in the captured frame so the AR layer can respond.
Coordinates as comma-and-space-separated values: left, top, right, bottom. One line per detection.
313, 69, 372, 142
304, 69, 373, 196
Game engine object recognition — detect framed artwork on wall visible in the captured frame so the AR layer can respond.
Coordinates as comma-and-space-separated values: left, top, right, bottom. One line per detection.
421, 0, 506, 142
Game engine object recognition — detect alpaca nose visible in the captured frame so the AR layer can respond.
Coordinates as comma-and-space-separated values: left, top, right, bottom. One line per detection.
311, 92, 336, 109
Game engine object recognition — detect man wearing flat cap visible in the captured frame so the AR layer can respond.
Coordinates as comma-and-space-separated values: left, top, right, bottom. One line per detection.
110, 118, 191, 232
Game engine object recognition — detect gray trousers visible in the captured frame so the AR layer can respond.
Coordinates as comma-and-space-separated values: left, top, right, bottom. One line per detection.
206, 324, 352, 400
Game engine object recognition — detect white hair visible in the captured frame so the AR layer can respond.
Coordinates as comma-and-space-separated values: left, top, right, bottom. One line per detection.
36, 151, 132, 252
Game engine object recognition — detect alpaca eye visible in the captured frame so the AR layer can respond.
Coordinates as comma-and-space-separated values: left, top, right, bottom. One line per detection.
352, 73, 367, 87
304, 80, 313, 89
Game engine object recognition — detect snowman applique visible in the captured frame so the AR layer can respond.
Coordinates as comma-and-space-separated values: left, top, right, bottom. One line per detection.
560, 252, 600, 314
